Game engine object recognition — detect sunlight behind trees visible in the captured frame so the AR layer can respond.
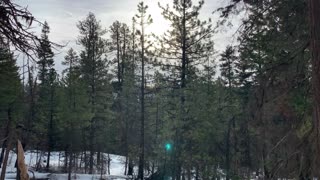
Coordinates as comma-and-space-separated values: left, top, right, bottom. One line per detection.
0, 0, 319, 179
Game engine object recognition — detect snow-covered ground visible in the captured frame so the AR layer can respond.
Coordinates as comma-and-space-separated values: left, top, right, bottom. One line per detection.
0, 149, 132, 179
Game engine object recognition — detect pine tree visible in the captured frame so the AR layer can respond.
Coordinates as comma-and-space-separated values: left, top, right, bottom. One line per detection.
218, 0, 310, 177
134, 2, 153, 179
0, 38, 22, 169
109, 21, 131, 88
220, 46, 236, 88
219, 45, 239, 179
60, 48, 90, 179
109, 22, 133, 174
36, 21, 57, 171
77, 12, 110, 174
123, 18, 140, 175
158, 0, 214, 178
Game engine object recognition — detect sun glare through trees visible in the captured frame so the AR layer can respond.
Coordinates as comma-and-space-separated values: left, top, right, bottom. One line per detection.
0, 0, 319, 179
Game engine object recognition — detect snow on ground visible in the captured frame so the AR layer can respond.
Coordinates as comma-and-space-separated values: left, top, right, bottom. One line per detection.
0, 149, 130, 179
5, 173, 129, 180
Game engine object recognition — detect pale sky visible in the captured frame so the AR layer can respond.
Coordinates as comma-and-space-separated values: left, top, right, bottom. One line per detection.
17, 0, 240, 73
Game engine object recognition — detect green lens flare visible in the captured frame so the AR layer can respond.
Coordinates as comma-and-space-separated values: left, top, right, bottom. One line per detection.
165, 143, 172, 151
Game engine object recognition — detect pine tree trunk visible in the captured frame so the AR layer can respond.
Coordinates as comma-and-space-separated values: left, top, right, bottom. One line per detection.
182, 170, 186, 180
68, 150, 72, 180
36, 150, 42, 171
117, 27, 121, 84
46, 151, 51, 171
84, 151, 87, 174
122, 28, 126, 80
64, 150, 68, 172
24, 58, 35, 151
232, 118, 238, 177
0, 108, 13, 180
309, 0, 320, 175
100, 154, 104, 179
97, 151, 101, 167
226, 118, 233, 180
35, 149, 39, 168
107, 154, 111, 175
175, 1, 187, 179
124, 156, 128, 175
79, 152, 82, 171
0, 109, 11, 168
128, 158, 133, 176
187, 168, 191, 180
195, 166, 199, 180
175, 165, 181, 180
46, 85, 54, 171
74, 153, 78, 172
0, 147, 5, 168
152, 95, 159, 176
124, 88, 130, 176
89, 130, 94, 174
138, 12, 146, 180
89, 33, 97, 174
0, 139, 12, 180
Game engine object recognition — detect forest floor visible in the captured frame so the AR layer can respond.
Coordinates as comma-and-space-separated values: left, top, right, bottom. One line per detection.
0, 149, 131, 180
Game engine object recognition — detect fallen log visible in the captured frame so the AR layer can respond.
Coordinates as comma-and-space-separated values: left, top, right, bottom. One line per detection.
17, 140, 29, 180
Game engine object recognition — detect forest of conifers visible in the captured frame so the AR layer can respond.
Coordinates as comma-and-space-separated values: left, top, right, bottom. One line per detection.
1, 0, 320, 179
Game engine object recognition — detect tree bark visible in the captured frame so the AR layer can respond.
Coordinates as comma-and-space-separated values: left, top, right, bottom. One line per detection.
0, 108, 13, 180
0, 138, 12, 180
0, 111, 11, 168
16, 140, 29, 180
309, 0, 320, 176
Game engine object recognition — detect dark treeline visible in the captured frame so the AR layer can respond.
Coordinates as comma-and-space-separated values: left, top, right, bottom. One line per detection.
0, 0, 320, 179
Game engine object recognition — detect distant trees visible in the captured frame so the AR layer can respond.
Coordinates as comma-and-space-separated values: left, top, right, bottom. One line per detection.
1, 0, 320, 179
